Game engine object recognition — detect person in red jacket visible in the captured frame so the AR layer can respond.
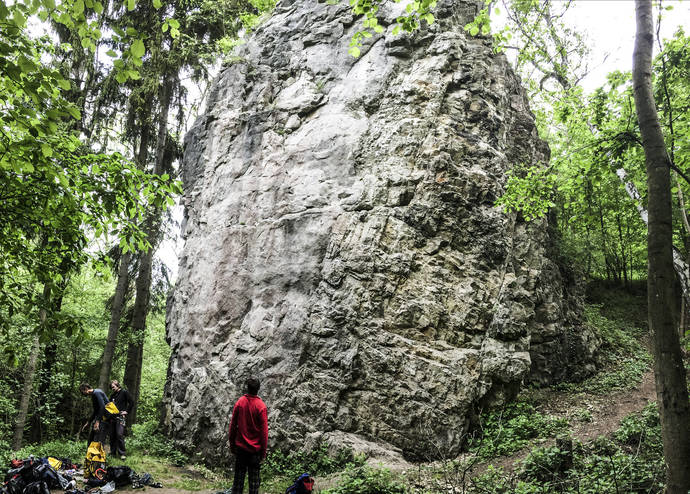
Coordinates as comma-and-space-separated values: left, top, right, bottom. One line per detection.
228, 377, 268, 494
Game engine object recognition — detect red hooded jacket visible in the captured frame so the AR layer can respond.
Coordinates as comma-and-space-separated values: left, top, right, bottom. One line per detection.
228, 394, 268, 458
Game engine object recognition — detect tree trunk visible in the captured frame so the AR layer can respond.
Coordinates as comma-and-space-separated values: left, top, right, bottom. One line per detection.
99, 250, 132, 390
12, 284, 50, 450
123, 76, 172, 426
633, 1, 690, 491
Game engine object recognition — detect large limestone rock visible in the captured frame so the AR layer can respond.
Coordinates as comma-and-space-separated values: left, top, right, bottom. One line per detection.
164, 0, 597, 461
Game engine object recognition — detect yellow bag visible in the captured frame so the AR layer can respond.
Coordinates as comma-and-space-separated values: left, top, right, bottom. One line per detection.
84, 441, 107, 479
47, 457, 62, 470
103, 401, 120, 420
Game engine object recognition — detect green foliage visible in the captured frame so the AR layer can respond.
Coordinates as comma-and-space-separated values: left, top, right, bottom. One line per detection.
614, 402, 661, 447
0, 439, 84, 466
128, 420, 189, 466
468, 401, 570, 459
496, 163, 556, 221
262, 442, 359, 481
471, 426, 664, 494
347, 0, 436, 57
555, 301, 650, 395
583, 303, 645, 358
323, 463, 407, 494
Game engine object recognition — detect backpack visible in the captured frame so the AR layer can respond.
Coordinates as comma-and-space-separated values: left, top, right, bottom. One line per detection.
2, 477, 26, 494
84, 441, 107, 479
23, 481, 50, 494
32, 463, 61, 489
105, 466, 133, 487
285, 473, 315, 494
103, 401, 120, 420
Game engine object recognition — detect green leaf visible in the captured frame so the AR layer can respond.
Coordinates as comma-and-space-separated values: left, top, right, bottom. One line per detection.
348, 46, 360, 57
105, 49, 118, 57
168, 18, 180, 29
41, 143, 53, 157
131, 39, 145, 58
127, 0, 136, 11
67, 106, 81, 120
153, 0, 162, 8
74, 0, 84, 15
57, 78, 71, 90
94, 1, 103, 13
13, 10, 27, 28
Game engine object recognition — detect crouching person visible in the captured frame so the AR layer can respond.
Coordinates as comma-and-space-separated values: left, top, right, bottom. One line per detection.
228, 377, 268, 494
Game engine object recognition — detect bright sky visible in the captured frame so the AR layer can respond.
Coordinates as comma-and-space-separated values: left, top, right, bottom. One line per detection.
564, 0, 690, 92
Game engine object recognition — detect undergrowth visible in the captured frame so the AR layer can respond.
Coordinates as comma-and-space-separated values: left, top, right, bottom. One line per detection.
128, 420, 189, 465
468, 401, 570, 459
323, 463, 407, 494
465, 404, 664, 493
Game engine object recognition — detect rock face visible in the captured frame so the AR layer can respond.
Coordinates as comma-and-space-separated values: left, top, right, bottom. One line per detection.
164, 0, 597, 461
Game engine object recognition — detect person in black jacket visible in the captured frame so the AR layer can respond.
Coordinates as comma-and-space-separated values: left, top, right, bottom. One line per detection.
79, 382, 109, 444
109, 380, 134, 460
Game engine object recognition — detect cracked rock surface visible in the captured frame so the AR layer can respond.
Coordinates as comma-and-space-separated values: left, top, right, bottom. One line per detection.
164, 0, 598, 462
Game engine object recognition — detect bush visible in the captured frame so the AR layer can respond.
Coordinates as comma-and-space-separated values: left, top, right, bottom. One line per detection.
468, 401, 570, 459
262, 442, 360, 482
0, 439, 85, 466
615, 402, 660, 446
323, 464, 406, 494
128, 420, 188, 465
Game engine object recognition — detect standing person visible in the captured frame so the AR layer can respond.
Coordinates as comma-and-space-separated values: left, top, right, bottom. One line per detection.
228, 377, 268, 494
79, 382, 109, 445
109, 380, 134, 460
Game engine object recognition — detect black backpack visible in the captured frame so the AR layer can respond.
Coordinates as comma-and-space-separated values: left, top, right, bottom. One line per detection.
106, 466, 133, 487
32, 463, 61, 489
2, 477, 26, 494
23, 481, 50, 494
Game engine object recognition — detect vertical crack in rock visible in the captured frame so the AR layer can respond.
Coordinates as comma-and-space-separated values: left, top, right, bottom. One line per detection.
164, 0, 598, 462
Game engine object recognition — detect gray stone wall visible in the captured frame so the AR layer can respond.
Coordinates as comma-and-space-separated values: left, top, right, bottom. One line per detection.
164, 0, 597, 461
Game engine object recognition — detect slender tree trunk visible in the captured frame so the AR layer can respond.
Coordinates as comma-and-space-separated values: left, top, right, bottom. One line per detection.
633, 2, 690, 491
12, 284, 50, 450
99, 250, 132, 390
124, 76, 172, 426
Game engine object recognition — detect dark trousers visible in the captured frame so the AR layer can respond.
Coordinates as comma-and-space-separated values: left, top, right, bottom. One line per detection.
110, 418, 126, 456
87, 421, 108, 445
231, 449, 261, 494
